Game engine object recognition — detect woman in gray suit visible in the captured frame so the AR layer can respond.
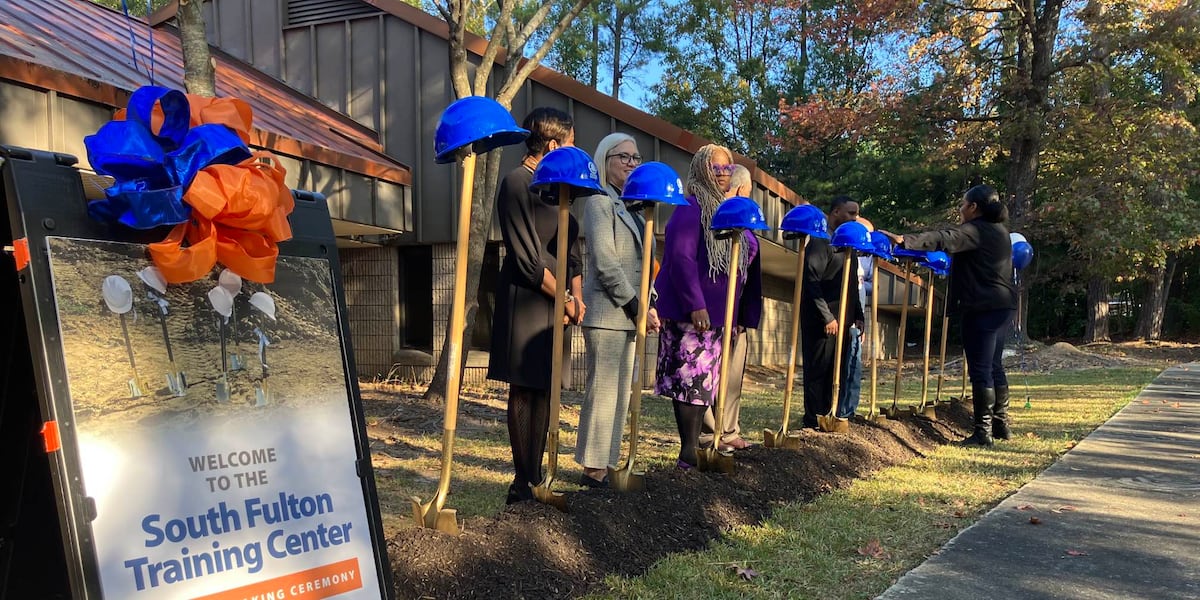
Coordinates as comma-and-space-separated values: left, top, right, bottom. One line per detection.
575, 133, 661, 487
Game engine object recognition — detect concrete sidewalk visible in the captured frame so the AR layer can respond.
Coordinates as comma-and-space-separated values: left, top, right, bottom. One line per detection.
878, 364, 1200, 600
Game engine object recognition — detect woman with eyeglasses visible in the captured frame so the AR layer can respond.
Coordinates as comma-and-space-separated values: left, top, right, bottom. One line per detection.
574, 133, 662, 487
488, 107, 586, 504
654, 144, 763, 470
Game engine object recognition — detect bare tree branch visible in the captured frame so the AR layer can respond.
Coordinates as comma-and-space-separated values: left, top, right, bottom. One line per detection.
499, 0, 594, 104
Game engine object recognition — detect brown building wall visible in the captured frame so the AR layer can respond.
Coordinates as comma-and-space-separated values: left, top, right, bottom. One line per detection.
341, 246, 402, 378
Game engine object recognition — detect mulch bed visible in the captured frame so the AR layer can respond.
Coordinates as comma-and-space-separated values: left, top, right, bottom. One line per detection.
388, 402, 973, 599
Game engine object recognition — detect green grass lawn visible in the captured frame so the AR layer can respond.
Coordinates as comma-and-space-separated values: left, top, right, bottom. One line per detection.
587, 367, 1159, 599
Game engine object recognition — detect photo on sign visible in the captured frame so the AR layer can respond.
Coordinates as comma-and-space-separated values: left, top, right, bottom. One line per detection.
47, 237, 349, 432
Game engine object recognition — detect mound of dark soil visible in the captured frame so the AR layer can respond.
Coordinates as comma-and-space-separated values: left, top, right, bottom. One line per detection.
388, 403, 973, 599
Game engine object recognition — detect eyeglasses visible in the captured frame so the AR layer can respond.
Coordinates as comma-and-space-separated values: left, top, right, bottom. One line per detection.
710, 163, 737, 176
607, 152, 642, 165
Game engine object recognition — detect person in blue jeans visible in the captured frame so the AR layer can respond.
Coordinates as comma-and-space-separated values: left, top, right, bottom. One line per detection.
880, 185, 1018, 446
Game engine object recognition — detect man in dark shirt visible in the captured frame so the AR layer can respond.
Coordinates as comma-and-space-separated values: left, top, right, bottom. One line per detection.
801, 195, 866, 428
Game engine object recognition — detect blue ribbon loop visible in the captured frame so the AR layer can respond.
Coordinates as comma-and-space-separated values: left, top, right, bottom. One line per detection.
85, 86, 253, 230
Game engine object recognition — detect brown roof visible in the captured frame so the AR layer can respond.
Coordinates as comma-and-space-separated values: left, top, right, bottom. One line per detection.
0, 0, 410, 185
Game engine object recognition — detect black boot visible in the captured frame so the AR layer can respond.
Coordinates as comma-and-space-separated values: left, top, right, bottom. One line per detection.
992, 385, 1011, 440
960, 384, 994, 447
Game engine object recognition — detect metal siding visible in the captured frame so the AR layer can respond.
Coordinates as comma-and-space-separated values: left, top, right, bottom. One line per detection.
570, 102, 611, 154
307, 163, 343, 218
375, 179, 407, 231
417, 29, 453, 242
282, 28, 315, 94
55, 96, 111, 169
530, 85, 570, 112
343, 170, 374, 223
215, 0, 248, 60
251, 0, 285, 76
0, 82, 50, 154
348, 16, 380, 130
274, 153, 305, 190
613, 122, 655, 162
314, 21, 348, 113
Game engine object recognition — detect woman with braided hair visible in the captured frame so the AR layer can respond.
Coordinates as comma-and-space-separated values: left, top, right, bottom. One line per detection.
654, 144, 763, 469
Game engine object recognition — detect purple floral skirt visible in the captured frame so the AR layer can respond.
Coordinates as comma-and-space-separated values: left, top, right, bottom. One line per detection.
655, 319, 725, 406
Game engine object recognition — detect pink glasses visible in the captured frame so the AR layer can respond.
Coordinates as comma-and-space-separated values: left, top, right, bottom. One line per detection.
711, 164, 737, 176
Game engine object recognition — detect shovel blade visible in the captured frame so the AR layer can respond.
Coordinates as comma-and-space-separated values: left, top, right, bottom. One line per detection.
781, 433, 803, 450
255, 385, 268, 407
128, 378, 144, 399
410, 496, 461, 535
531, 482, 569, 512
697, 448, 736, 474
607, 466, 645, 492
762, 428, 781, 448
165, 373, 185, 397
216, 375, 230, 403
921, 405, 938, 420
230, 353, 246, 372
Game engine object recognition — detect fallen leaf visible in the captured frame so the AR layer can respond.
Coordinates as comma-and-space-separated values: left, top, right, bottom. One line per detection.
1161, 399, 1169, 404
1172, 402, 1182, 408
857, 539, 890, 559
1016, 504, 1036, 511
953, 510, 967, 518
1029, 517, 1042, 525
1051, 505, 1077, 513
1025, 432, 1038, 438
732, 565, 759, 581
1141, 400, 1151, 405
918, 497, 927, 507
934, 521, 954, 529
1065, 549, 1088, 557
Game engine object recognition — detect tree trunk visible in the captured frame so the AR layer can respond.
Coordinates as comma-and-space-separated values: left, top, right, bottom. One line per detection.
1085, 276, 1110, 343
589, 16, 600, 89
1135, 254, 1177, 340
177, 0, 215, 97
610, 9, 624, 99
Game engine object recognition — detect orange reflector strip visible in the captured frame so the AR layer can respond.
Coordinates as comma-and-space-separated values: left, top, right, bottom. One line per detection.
41, 421, 61, 453
12, 238, 29, 271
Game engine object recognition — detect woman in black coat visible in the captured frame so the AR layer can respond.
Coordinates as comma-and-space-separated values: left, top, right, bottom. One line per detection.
881, 185, 1017, 446
487, 107, 585, 503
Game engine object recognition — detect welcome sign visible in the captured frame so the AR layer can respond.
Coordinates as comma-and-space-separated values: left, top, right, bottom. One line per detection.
47, 238, 384, 599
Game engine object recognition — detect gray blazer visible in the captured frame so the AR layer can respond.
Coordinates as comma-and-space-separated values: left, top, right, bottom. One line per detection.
581, 191, 647, 331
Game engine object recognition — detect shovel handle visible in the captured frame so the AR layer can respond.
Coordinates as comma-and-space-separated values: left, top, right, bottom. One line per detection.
543, 185, 572, 485
919, 270, 936, 409
869, 258, 880, 418
428, 152, 477, 515
935, 271, 952, 401
891, 262, 912, 411
826, 250, 853, 420
714, 234, 742, 446
619, 215, 656, 470
779, 236, 807, 436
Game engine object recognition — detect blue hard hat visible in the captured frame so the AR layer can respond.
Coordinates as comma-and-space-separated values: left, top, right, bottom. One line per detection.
922, 251, 950, 274
780, 204, 829, 240
867, 231, 894, 261
892, 247, 927, 262
830, 221, 873, 252
710, 196, 769, 234
434, 96, 530, 164
531, 146, 605, 197
1012, 240, 1033, 270
620, 162, 687, 206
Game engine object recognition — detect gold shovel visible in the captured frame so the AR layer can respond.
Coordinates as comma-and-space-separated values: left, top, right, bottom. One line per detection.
608, 211, 656, 491
868, 257, 886, 423
934, 275, 952, 405
914, 269, 937, 419
410, 152, 479, 533
532, 184, 571, 511
886, 261, 913, 419
697, 231, 743, 474
817, 248, 854, 433
764, 234, 808, 449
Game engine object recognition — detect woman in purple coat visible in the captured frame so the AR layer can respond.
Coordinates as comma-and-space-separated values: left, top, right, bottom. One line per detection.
654, 144, 763, 469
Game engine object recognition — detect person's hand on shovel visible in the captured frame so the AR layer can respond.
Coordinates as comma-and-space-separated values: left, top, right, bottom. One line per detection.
647, 307, 662, 333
